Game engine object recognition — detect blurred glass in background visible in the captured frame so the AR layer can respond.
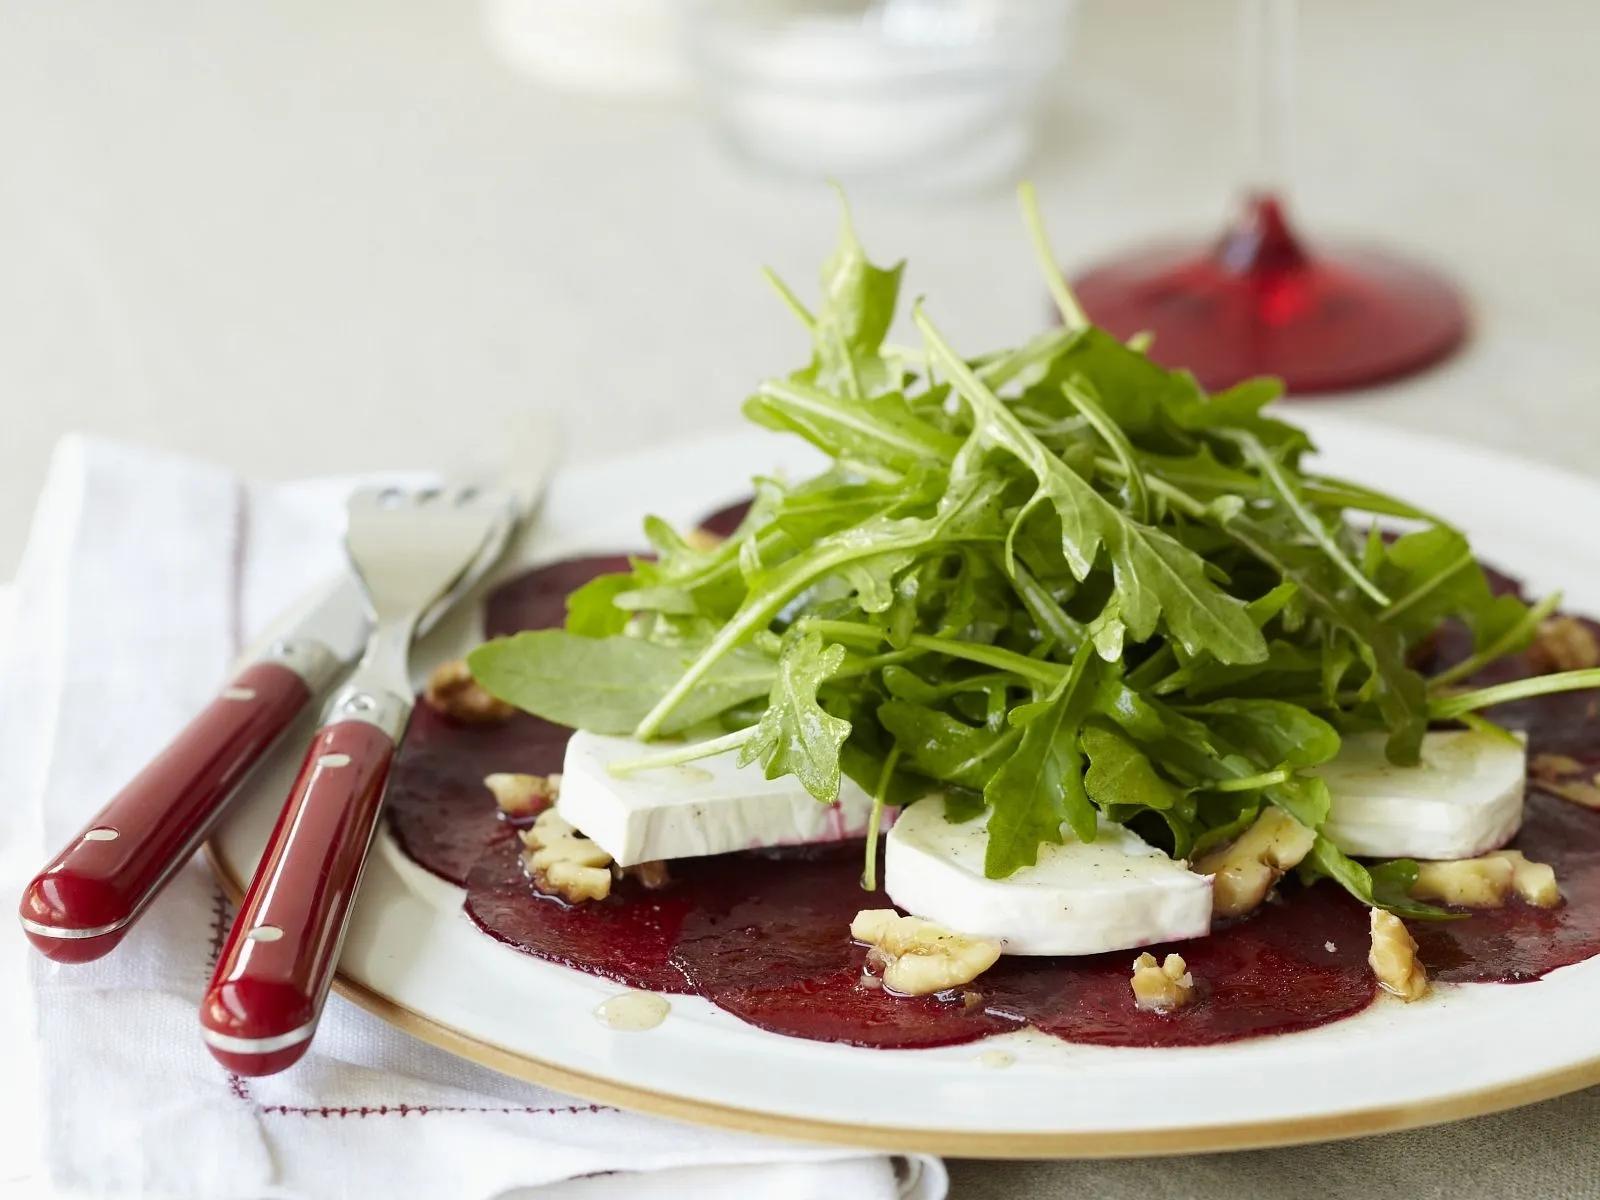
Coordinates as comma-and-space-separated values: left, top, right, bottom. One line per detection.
483, 0, 691, 96
686, 0, 1074, 194
484, 0, 1076, 195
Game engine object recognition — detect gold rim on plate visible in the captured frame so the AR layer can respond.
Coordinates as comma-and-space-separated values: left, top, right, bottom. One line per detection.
206, 842, 1600, 1157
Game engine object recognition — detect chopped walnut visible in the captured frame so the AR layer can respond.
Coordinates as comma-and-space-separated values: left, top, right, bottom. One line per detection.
520, 809, 613, 903
1130, 952, 1196, 1012
616, 860, 672, 890
1532, 753, 1585, 780
1529, 752, 1600, 809
684, 527, 725, 553
1536, 778, 1600, 808
1527, 616, 1600, 674
1194, 808, 1317, 917
1409, 849, 1563, 909
483, 772, 559, 818
849, 909, 1001, 997
1411, 855, 1515, 907
1491, 850, 1562, 907
424, 660, 514, 723
1369, 909, 1429, 1002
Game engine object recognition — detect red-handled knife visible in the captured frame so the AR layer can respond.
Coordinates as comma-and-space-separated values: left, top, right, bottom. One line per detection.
201, 482, 519, 1075
18, 584, 367, 963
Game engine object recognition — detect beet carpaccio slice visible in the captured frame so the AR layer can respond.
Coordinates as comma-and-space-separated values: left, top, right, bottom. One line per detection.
385, 532, 1600, 1049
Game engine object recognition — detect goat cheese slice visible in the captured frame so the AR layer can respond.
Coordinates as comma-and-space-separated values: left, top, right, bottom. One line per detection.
884, 795, 1213, 956
556, 731, 877, 866
1315, 729, 1526, 860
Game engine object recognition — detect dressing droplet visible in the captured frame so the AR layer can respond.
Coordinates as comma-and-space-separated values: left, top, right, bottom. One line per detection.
594, 991, 670, 1031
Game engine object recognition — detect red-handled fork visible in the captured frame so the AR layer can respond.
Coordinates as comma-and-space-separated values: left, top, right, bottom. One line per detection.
199, 482, 517, 1075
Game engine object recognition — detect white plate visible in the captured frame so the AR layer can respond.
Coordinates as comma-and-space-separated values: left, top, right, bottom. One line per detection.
211, 412, 1600, 1157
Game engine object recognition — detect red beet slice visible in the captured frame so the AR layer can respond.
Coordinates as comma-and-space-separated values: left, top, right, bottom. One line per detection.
981, 883, 1377, 1048
387, 706, 568, 884
464, 839, 707, 993
670, 845, 1019, 1048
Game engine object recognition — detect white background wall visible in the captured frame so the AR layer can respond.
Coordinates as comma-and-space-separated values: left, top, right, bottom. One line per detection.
1, 0, 1596, 576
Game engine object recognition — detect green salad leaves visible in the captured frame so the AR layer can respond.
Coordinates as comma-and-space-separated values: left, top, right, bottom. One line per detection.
468, 187, 1600, 912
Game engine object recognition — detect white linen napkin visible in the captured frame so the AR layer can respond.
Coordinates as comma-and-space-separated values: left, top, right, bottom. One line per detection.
1, 435, 946, 1200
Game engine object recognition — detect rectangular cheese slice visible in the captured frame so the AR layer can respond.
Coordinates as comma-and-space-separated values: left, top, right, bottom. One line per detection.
557, 731, 879, 866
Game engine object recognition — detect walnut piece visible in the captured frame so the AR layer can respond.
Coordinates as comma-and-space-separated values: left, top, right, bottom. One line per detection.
618, 860, 672, 890
1529, 752, 1600, 809
1193, 808, 1317, 917
1411, 855, 1514, 907
850, 909, 1001, 997
1409, 850, 1561, 909
484, 772, 559, 818
1130, 952, 1196, 1013
424, 659, 514, 723
1491, 849, 1562, 907
520, 809, 613, 903
1532, 753, 1585, 780
1369, 909, 1429, 1002
684, 527, 725, 553
1527, 616, 1600, 674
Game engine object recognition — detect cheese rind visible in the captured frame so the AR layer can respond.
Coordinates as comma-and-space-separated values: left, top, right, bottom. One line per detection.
557, 731, 877, 866
1316, 730, 1526, 860
884, 796, 1213, 956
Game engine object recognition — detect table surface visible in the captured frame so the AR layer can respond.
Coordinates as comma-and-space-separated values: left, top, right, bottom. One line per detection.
4, 1, 1599, 1195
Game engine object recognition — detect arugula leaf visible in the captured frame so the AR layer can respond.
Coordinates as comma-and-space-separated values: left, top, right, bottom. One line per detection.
803, 196, 905, 399
943, 791, 988, 823
1376, 527, 1530, 656
1222, 429, 1388, 606
982, 645, 1103, 874
1224, 512, 1430, 764
1181, 698, 1341, 769
1304, 837, 1455, 921
1171, 377, 1308, 455
739, 631, 853, 802
917, 307, 1267, 666
877, 700, 1022, 791
837, 548, 920, 614
632, 473, 1006, 738
1025, 326, 1196, 442
744, 381, 961, 473
468, 630, 775, 736
564, 571, 636, 638
1082, 722, 1184, 813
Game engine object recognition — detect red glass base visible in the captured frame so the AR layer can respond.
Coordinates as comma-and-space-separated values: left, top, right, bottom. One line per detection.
1073, 194, 1469, 394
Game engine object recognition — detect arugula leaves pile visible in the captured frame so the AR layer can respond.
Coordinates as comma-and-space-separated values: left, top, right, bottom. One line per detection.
469, 187, 1600, 912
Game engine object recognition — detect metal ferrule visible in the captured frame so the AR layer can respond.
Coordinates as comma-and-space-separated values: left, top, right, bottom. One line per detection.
322, 680, 410, 740
262, 637, 343, 692
319, 613, 417, 740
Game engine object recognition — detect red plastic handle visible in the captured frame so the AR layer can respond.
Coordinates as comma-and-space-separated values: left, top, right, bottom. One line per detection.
200, 719, 396, 1075
18, 661, 313, 963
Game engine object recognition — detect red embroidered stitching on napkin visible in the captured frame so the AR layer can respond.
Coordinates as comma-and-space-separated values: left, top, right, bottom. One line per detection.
207, 887, 617, 1120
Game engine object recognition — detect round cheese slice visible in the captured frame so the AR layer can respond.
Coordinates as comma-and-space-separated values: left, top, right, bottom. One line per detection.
1316, 729, 1526, 860
884, 796, 1213, 956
